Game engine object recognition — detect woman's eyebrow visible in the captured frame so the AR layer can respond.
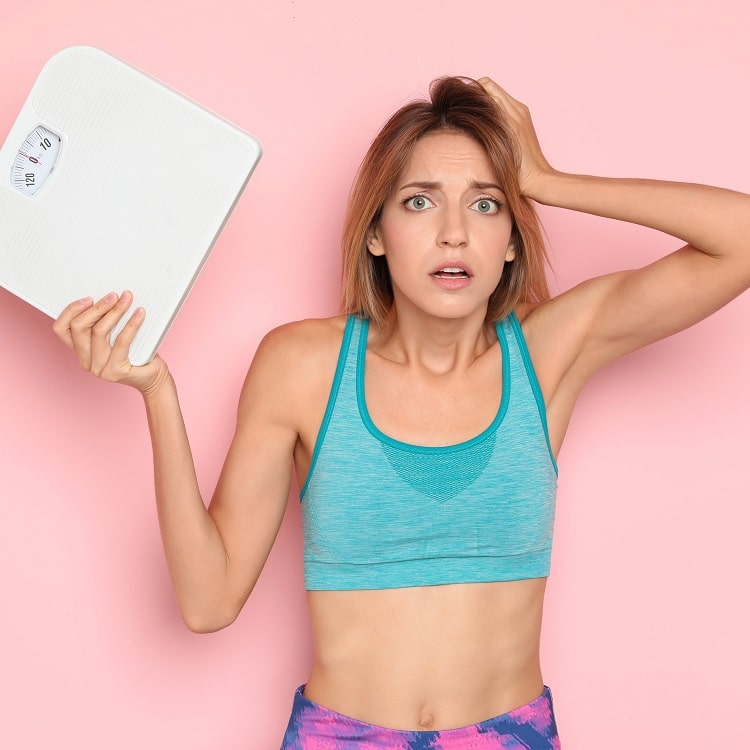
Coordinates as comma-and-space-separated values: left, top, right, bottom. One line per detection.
398, 181, 441, 191
397, 180, 504, 192
471, 181, 505, 192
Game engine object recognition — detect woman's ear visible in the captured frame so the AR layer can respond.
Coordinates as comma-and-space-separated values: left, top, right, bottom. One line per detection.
366, 225, 386, 257
505, 240, 516, 262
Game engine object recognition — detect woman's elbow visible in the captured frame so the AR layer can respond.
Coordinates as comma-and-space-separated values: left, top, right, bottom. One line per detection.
180, 602, 241, 634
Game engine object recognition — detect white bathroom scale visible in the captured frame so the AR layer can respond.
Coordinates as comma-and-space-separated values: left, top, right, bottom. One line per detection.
0, 46, 262, 365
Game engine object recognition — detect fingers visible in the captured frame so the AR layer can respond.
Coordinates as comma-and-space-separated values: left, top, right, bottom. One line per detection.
477, 77, 506, 99
69, 292, 124, 371
476, 77, 551, 197
52, 292, 164, 393
54, 291, 139, 374
477, 77, 528, 120
88, 292, 136, 374
107, 305, 146, 374
53, 296, 94, 350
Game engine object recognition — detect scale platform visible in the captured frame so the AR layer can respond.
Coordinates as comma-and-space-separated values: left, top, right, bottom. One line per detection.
0, 46, 262, 365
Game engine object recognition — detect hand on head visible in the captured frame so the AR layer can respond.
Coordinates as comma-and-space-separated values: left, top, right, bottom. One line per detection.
476, 77, 555, 198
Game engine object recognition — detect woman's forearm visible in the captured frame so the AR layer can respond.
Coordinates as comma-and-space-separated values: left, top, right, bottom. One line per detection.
530, 170, 750, 261
142, 374, 234, 631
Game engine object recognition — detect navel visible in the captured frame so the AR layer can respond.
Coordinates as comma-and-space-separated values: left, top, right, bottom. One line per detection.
417, 706, 436, 730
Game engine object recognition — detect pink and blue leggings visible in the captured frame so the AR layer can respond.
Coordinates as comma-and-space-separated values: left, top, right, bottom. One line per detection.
280, 685, 561, 749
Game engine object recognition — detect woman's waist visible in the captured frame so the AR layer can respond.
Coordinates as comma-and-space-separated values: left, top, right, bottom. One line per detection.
305, 580, 546, 730
303, 662, 545, 732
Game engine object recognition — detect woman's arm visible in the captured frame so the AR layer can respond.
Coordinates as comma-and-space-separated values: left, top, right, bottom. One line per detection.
530, 174, 750, 364
480, 78, 750, 375
54, 292, 297, 633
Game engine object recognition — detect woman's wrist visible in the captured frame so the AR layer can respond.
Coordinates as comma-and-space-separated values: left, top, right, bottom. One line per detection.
139, 359, 174, 403
523, 167, 567, 206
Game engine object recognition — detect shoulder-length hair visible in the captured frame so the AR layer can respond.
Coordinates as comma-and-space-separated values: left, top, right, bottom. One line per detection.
340, 76, 550, 327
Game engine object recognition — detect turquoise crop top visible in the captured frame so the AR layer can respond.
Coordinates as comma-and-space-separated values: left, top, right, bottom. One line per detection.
299, 313, 558, 591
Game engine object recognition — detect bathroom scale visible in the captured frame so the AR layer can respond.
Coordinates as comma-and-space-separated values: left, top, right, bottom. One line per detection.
0, 46, 262, 365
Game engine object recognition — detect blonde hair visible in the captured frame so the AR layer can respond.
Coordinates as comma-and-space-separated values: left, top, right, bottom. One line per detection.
340, 76, 550, 327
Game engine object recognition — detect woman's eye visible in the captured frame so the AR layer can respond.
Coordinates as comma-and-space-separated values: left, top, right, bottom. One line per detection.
471, 198, 501, 214
404, 195, 434, 211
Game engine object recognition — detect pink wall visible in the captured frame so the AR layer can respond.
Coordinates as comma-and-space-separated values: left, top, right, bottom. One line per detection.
1, 2, 748, 747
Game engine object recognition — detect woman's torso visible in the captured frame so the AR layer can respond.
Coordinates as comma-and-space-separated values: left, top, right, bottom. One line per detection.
288, 307, 570, 731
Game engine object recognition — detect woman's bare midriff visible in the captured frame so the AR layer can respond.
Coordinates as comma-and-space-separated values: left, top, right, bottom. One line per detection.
303, 577, 547, 731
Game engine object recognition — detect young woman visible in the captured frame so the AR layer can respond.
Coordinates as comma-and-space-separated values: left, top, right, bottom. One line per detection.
53, 77, 750, 749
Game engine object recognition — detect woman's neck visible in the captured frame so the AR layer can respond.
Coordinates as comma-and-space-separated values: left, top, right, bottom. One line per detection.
371, 304, 497, 376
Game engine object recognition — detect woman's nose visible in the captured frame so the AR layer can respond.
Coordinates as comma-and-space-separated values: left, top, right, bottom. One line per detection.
436, 205, 468, 247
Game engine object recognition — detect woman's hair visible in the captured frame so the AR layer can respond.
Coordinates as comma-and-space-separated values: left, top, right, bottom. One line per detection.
340, 76, 550, 327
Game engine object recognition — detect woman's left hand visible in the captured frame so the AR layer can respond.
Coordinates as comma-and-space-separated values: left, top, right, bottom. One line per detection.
477, 77, 555, 199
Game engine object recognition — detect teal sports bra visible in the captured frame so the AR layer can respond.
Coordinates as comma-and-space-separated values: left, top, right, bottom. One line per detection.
299, 313, 558, 591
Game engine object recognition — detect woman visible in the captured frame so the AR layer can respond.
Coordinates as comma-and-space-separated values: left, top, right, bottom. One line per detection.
53, 77, 750, 749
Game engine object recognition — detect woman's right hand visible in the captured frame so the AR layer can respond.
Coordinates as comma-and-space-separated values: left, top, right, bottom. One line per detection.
476, 77, 556, 201
53, 290, 170, 396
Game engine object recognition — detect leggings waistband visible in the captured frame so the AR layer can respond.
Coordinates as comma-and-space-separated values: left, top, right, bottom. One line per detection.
280, 684, 561, 749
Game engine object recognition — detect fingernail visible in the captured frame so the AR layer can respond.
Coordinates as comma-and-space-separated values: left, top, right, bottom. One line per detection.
104, 292, 117, 303
79, 296, 93, 305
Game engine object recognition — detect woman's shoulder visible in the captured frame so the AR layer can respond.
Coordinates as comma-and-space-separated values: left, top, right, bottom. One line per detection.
249, 314, 352, 388
243, 315, 352, 434
238, 315, 352, 425
258, 314, 350, 359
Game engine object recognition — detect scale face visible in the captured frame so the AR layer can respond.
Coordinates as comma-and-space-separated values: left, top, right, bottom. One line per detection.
12, 125, 62, 195
0, 46, 262, 365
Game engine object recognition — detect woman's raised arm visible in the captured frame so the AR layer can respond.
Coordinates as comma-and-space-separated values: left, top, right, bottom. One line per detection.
53, 292, 297, 633
479, 77, 750, 374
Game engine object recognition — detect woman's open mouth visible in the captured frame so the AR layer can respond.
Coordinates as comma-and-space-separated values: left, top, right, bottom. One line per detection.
431, 266, 471, 279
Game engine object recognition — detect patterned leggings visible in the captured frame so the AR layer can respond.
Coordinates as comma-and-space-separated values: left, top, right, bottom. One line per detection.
280, 685, 561, 749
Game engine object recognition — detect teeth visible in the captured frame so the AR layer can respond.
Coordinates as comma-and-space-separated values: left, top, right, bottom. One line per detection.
433, 267, 468, 276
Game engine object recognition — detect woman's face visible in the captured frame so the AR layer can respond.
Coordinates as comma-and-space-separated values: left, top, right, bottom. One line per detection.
368, 130, 515, 322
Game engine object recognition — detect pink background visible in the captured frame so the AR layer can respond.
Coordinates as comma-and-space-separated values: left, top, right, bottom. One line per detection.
1, 2, 748, 747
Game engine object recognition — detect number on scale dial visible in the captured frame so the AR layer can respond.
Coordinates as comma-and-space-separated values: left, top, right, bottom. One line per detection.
12, 125, 61, 196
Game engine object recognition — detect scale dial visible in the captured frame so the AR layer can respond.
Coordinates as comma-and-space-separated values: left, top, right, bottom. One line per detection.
11, 125, 62, 196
